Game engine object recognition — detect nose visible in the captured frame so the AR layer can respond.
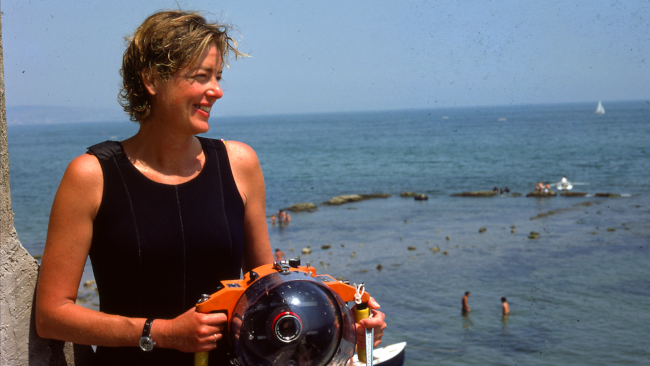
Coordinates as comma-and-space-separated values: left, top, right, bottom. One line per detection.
207, 78, 223, 100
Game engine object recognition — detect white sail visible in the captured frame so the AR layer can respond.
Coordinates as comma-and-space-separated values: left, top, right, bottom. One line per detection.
595, 101, 605, 114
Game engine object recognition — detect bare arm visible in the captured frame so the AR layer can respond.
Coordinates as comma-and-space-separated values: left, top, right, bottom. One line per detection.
35, 154, 225, 352
35, 154, 143, 346
225, 141, 274, 273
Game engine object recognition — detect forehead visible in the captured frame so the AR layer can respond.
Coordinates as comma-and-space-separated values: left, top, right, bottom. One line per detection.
188, 43, 223, 71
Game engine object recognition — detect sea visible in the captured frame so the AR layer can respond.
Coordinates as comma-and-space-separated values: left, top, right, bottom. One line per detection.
7, 100, 650, 365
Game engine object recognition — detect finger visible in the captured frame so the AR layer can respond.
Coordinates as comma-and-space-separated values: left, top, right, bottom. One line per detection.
370, 309, 385, 321
202, 312, 228, 324
198, 324, 227, 339
200, 333, 222, 347
196, 341, 219, 352
359, 316, 384, 329
205, 332, 223, 343
368, 296, 381, 309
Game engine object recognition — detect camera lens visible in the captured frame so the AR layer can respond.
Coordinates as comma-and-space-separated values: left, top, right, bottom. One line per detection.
273, 312, 302, 343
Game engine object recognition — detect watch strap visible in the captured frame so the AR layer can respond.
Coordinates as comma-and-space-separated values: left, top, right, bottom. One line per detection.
141, 318, 154, 338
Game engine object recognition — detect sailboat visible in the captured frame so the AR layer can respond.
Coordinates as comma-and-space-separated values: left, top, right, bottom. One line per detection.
595, 101, 605, 115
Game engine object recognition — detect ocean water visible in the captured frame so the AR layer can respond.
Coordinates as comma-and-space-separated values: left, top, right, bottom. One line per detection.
7, 101, 650, 365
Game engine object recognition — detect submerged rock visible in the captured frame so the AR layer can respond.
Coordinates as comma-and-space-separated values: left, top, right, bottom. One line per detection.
301, 247, 312, 254
321, 244, 331, 250
528, 231, 540, 239
526, 191, 557, 197
478, 227, 487, 233
285, 202, 318, 212
595, 193, 621, 198
431, 247, 440, 253
407, 246, 417, 251
451, 191, 497, 197
359, 193, 391, 199
376, 264, 383, 271
561, 192, 588, 197
323, 193, 390, 205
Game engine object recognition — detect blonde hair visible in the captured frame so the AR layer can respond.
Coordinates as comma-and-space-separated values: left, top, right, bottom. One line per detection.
118, 10, 246, 122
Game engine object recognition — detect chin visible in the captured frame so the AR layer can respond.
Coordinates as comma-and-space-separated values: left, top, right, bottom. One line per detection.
191, 122, 210, 135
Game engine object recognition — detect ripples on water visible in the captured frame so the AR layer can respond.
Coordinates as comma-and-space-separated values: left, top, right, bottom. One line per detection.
7, 101, 650, 365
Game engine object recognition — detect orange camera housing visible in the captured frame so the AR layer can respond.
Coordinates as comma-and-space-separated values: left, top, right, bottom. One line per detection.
196, 260, 370, 326
194, 259, 371, 366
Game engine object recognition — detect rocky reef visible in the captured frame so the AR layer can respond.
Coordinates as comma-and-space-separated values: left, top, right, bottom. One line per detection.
451, 191, 497, 197
322, 193, 390, 205
595, 193, 621, 198
526, 191, 557, 197
561, 192, 588, 197
284, 202, 318, 212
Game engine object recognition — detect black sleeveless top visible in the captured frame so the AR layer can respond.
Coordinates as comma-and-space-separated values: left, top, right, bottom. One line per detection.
87, 137, 244, 365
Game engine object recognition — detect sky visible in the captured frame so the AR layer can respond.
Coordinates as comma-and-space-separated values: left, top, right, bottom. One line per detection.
1, 0, 649, 117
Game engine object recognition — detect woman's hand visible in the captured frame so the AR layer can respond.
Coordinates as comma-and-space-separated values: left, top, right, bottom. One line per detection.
154, 307, 228, 353
355, 297, 387, 349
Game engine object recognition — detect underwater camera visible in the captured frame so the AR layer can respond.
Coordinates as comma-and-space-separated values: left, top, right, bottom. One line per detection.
194, 259, 371, 366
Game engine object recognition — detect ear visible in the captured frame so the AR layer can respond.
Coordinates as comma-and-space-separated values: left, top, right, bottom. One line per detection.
142, 69, 158, 96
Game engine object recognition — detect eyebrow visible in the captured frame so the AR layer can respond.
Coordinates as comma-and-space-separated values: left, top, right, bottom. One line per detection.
197, 66, 223, 73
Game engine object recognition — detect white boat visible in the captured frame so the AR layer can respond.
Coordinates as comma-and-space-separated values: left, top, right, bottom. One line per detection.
555, 177, 590, 191
595, 101, 605, 115
352, 342, 406, 366
556, 181, 573, 191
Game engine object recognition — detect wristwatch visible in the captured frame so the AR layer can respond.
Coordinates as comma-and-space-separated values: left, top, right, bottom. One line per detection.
139, 318, 156, 351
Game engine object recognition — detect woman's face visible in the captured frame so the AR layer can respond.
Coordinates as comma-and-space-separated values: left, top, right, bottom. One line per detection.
147, 42, 223, 135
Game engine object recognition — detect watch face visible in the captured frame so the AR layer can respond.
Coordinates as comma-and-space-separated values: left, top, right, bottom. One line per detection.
139, 337, 154, 351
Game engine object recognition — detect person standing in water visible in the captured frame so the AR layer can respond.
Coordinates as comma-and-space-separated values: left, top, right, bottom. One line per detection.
501, 297, 510, 316
462, 291, 471, 313
275, 248, 286, 261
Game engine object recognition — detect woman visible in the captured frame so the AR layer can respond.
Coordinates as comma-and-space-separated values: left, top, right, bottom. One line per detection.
35, 10, 385, 365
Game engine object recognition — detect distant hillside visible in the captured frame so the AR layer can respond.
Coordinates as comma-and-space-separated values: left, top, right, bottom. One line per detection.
6, 106, 129, 125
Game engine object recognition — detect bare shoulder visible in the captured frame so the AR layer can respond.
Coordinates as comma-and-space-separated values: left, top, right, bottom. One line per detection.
223, 140, 264, 207
223, 140, 261, 171
64, 153, 103, 185
57, 153, 104, 216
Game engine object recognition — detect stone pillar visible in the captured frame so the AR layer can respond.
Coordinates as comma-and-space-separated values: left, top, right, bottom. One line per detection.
0, 10, 90, 365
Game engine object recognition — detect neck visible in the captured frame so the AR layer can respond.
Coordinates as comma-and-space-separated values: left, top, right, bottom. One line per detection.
121, 120, 205, 179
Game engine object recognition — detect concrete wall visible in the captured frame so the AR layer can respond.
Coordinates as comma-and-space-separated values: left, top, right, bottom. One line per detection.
0, 12, 89, 365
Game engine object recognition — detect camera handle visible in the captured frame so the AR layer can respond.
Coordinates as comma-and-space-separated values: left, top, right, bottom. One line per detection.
353, 284, 374, 366
194, 294, 212, 366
